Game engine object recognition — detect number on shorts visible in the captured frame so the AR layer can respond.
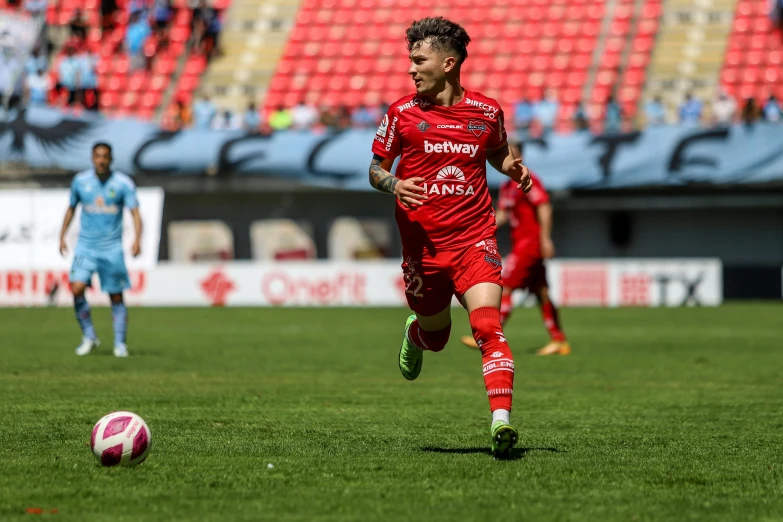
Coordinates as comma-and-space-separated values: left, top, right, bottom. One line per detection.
406, 275, 424, 298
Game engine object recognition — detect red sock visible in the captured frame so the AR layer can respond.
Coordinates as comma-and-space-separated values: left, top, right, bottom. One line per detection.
499, 293, 513, 326
469, 307, 514, 412
408, 320, 450, 352
541, 299, 566, 342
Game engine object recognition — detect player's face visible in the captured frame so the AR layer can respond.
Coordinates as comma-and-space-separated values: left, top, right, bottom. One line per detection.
408, 40, 450, 95
92, 147, 112, 175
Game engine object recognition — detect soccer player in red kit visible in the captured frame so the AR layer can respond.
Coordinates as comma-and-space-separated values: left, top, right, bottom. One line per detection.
369, 17, 533, 458
461, 142, 571, 356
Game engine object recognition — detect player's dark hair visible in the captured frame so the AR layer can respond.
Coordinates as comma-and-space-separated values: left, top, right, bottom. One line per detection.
406, 17, 471, 65
93, 142, 112, 154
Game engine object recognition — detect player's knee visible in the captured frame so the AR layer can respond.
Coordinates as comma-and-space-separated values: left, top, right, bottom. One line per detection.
71, 283, 86, 298
469, 307, 504, 343
417, 323, 451, 353
109, 293, 124, 304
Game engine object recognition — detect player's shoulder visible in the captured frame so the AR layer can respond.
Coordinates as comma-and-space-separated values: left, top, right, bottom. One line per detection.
463, 90, 504, 113
73, 169, 94, 182
387, 93, 431, 116
112, 171, 136, 189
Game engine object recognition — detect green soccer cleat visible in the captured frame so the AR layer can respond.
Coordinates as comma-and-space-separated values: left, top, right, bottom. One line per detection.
398, 314, 423, 381
490, 420, 519, 459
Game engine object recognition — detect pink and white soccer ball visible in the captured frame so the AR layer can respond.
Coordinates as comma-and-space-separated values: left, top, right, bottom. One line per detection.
90, 411, 151, 466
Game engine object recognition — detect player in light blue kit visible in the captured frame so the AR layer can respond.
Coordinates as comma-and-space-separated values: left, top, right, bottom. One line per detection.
58, 142, 143, 358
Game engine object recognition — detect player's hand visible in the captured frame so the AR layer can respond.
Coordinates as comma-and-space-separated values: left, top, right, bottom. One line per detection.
131, 240, 141, 258
59, 238, 68, 257
508, 159, 532, 193
540, 238, 556, 259
394, 177, 428, 208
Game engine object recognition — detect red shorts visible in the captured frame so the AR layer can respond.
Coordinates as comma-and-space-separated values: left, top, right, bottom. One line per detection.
502, 251, 548, 291
401, 238, 503, 316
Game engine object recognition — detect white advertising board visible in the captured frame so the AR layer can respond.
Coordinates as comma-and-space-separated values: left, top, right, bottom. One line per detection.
0, 259, 722, 308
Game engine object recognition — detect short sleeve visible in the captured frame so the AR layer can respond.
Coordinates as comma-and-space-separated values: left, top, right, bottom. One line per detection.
371, 107, 401, 159
123, 180, 139, 209
69, 179, 80, 208
486, 106, 508, 150
526, 174, 550, 207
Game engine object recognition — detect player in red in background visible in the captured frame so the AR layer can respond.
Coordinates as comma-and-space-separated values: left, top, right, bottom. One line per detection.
368, 17, 533, 458
461, 142, 570, 356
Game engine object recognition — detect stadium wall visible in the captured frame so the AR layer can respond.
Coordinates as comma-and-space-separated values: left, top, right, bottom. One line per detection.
157, 190, 783, 266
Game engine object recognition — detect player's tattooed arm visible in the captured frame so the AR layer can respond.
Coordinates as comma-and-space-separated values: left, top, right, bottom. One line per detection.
369, 154, 399, 194
368, 153, 428, 207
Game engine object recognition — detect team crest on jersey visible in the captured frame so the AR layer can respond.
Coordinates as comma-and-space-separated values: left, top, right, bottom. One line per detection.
417, 121, 430, 132
484, 255, 502, 269
467, 119, 486, 138
108, 188, 116, 199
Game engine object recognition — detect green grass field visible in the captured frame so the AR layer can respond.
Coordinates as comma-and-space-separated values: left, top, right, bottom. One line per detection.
1, 304, 782, 521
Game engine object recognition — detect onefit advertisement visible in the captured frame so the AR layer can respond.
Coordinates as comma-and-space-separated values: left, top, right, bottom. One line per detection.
0, 259, 722, 307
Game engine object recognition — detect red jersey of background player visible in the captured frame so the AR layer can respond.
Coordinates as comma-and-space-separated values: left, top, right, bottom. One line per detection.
371, 91, 507, 251
498, 172, 549, 257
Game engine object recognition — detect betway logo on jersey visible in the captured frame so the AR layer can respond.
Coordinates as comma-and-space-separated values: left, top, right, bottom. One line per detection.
422, 166, 476, 196
424, 140, 479, 157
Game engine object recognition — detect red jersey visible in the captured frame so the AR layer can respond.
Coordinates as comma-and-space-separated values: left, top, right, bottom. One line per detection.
498, 172, 550, 257
371, 91, 508, 251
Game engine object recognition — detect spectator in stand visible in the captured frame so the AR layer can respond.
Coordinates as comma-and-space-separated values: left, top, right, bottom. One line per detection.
573, 102, 589, 132
770, 0, 783, 29
604, 94, 622, 132
242, 101, 261, 132
513, 96, 534, 137
212, 108, 241, 130
69, 9, 89, 41
644, 95, 666, 126
24, 67, 51, 107
126, 12, 151, 71
319, 106, 338, 129
351, 104, 379, 128
711, 89, 736, 127
269, 105, 293, 130
24, 0, 47, 23
534, 89, 559, 136
58, 46, 79, 105
77, 45, 99, 111
25, 47, 48, 77
741, 97, 760, 125
101, 0, 119, 33
336, 105, 352, 129
763, 94, 781, 122
678, 92, 702, 125
193, 93, 217, 129
169, 99, 193, 130
0, 46, 24, 110
192, 0, 221, 58
290, 99, 318, 129
151, 0, 173, 44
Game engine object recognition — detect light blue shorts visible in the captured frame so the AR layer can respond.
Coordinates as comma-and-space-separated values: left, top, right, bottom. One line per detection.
70, 248, 130, 295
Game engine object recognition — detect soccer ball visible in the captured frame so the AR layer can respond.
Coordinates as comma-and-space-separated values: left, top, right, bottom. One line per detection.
90, 411, 151, 467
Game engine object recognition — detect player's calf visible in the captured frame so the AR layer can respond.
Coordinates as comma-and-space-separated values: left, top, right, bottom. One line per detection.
408, 320, 450, 353
469, 307, 514, 413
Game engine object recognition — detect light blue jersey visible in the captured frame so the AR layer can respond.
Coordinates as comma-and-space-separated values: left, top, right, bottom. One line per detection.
69, 169, 138, 294
70, 169, 138, 252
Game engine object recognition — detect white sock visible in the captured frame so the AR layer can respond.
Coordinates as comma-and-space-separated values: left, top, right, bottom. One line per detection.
492, 409, 510, 425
